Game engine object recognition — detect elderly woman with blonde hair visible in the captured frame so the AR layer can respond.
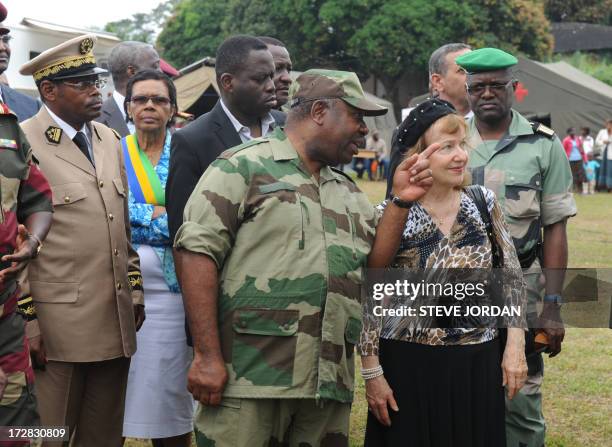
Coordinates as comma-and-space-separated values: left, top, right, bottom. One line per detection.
360, 98, 527, 447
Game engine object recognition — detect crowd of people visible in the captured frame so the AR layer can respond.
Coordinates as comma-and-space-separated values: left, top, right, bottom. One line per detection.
0, 0, 600, 445
562, 123, 612, 194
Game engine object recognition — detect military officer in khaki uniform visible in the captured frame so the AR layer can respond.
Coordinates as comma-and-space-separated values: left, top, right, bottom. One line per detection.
19, 35, 144, 446
458, 48, 576, 447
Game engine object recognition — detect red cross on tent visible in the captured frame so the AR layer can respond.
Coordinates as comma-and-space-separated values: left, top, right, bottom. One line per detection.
515, 82, 529, 102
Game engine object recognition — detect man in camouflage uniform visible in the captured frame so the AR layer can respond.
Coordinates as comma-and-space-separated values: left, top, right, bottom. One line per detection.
459, 48, 576, 447
174, 69, 434, 447
0, 101, 53, 440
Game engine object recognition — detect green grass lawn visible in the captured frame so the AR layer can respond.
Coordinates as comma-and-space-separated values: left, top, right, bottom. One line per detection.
127, 185, 612, 447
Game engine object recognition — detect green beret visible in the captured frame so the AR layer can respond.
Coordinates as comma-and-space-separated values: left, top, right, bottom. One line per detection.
455, 47, 518, 73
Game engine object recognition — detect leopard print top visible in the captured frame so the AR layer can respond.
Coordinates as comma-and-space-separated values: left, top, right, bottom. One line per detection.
359, 186, 526, 355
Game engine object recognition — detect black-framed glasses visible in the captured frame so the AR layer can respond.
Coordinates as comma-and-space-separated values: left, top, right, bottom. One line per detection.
130, 95, 171, 106
0, 35, 12, 44
60, 78, 107, 91
466, 79, 515, 96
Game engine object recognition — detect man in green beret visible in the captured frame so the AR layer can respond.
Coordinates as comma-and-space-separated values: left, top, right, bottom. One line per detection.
458, 47, 576, 447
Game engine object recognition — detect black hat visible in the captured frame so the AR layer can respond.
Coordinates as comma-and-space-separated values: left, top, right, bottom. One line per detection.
0, 2, 10, 35
397, 98, 457, 149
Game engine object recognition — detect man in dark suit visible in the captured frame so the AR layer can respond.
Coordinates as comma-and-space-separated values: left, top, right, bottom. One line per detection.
96, 41, 160, 136
0, 12, 40, 122
167, 35, 285, 240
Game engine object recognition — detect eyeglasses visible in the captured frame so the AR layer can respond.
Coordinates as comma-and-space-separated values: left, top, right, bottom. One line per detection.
60, 78, 107, 91
130, 95, 172, 106
0, 35, 12, 44
466, 79, 514, 96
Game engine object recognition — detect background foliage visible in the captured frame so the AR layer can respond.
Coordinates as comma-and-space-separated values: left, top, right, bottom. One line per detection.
154, 0, 553, 118
104, 0, 611, 120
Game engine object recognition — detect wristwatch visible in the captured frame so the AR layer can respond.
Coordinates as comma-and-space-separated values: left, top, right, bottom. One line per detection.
543, 294, 563, 306
391, 195, 413, 209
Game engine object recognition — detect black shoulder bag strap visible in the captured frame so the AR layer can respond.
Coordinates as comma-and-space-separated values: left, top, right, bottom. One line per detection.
465, 185, 509, 353
464, 185, 503, 268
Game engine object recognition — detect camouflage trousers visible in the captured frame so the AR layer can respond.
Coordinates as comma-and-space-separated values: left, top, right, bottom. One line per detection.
0, 286, 40, 446
505, 272, 545, 447
194, 397, 350, 447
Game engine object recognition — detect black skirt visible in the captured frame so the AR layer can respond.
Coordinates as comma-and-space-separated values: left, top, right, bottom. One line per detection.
364, 338, 506, 447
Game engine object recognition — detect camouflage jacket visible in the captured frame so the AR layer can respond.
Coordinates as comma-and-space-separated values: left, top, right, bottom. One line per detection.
175, 130, 377, 403
467, 110, 576, 268
0, 104, 53, 320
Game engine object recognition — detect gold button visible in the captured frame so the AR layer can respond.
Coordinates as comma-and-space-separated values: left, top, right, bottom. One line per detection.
64, 196, 70, 203
99, 180, 104, 187
108, 213, 114, 220
117, 282, 122, 290
114, 248, 119, 256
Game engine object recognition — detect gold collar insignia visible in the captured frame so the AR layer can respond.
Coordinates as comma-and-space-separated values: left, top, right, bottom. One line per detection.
45, 126, 63, 144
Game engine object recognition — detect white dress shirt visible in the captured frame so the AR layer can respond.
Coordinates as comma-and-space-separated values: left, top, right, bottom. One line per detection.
113, 90, 136, 134
219, 98, 275, 143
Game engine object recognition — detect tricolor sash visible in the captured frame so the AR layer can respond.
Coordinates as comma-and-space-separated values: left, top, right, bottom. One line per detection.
121, 134, 165, 206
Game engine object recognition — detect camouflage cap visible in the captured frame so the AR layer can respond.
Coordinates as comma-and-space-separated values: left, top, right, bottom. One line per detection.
288, 69, 387, 117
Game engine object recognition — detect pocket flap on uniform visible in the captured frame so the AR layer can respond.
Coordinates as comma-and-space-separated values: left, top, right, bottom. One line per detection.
233, 308, 299, 336
258, 182, 296, 194
51, 182, 88, 206
30, 281, 78, 303
344, 317, 362, 345
504, 182, 541, 218
112, 178, 126, 197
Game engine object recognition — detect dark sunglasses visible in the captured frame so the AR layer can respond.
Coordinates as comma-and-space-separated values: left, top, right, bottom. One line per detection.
0, 35, 12, 44
465, 79, 515, 96
130, 95, 171, 106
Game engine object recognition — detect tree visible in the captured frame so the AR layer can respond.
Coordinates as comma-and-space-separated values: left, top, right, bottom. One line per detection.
324, 0, 478, 119
223, 0, 366, 75
545, 0, 612, 25
158, 0, 554, 118
157, 0, 228, 68
104, 0, 180, 44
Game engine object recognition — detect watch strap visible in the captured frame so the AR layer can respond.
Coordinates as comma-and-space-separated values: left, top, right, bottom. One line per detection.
391, 196, 413, 209
543, 294, 563, 305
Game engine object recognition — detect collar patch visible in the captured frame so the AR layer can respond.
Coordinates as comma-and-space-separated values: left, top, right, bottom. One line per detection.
45, 126, 63, 144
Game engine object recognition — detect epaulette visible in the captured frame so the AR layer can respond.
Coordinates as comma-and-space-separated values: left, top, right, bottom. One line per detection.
17, 295, 37, 322
531, 122, 555, 139
331, 167, 356, 184
218, 138, 267, 160
111, 128, 121, 140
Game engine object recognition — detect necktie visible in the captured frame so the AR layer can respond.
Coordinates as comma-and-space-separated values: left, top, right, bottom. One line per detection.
73, 131, 92, 164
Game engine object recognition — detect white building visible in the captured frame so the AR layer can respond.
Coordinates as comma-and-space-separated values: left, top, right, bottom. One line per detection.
4, 18, 119, 97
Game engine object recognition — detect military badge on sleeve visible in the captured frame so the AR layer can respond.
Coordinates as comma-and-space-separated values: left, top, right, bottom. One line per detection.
45, 126, 63, 144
